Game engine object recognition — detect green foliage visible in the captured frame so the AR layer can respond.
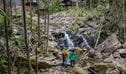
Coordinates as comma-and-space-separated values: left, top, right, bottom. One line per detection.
0, 20, 4, 38
0, 8, 10, 21
40, 0, 62, 14
49, 0, 63, 13
67, 8, 86, 17
0, 8, 11, 38
80, 0, 99, 8
70, 23, 79, 32
101, 0, 126, 43
15, 57, 35, 74
0, 54, 8, 74
0, 14, 4, 23
10, 36, 25, 47
0, 9, 5, 26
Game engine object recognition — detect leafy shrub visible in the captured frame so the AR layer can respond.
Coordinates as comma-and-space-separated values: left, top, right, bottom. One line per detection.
0, 54, 8, 74
49, 0, 63, 13
0, 9, 12, 38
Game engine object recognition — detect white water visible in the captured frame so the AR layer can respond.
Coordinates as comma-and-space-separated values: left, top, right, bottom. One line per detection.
64, 32, 74, 50
82, 36, 94, 50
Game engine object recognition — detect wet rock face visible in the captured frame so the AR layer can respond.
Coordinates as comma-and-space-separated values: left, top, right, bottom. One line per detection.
73, 35, 94, 48
51, 29, 95, 49
73, 36, 83, 47
96, 34, 121, 53
54, 33, 65, 39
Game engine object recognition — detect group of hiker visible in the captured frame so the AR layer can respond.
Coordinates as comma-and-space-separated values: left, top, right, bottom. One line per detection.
59, 48, 77, 67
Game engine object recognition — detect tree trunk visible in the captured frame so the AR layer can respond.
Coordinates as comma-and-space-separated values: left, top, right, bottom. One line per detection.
46, 0, 50, 55
30, 0, 33, 32
43, 3, 47, 54
21, 0, 31, 73
3, 0, 11, 74
36, 0, 40, 73
76, 0, 79, 8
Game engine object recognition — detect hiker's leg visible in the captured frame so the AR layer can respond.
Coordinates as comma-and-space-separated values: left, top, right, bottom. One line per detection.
71, 60, 74, 67
73, 60, 75, 67
64, 58, 67, 67
62, 57, 65, 66
70, 60, 72, 67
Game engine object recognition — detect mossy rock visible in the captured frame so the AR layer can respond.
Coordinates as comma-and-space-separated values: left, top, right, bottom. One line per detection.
93, 64, 108, 74
31, 60, 53, 69
15, 56, 54, 70
93, 63, 117, 74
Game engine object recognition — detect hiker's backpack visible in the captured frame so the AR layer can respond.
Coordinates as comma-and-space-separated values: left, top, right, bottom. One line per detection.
63, 50, 68, 57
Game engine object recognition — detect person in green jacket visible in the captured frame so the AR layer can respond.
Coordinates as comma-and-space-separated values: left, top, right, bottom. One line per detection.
69, 49, 77, 67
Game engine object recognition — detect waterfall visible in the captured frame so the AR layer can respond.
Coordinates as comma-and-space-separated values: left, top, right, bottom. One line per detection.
54, 30, 94, 50
64, 32, 74, 50
82, 35, 94, 50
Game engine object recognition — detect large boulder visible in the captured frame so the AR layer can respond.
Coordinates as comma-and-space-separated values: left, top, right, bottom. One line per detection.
96, 34, 121, 53
50, 12, 75, 28
104, 55, 114, 63
92, 63, 126, 74
74, 47, 87, 51
42, 66, 69, 74
92, 63, 121, 74
112, 51, 121, 58
106, 69, 120, 74
15, 56, 56, 70
48, 41, 58, 52
76, 27, 91, 35
71, 66, 88, 74
118, 49, 126, 58
113, 59, 126, 73
123, 42, 126, 48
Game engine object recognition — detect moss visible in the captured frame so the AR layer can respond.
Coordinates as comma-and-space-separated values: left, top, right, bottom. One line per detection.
94, 64, 108, 74
15, 57, 33, 74
93, 63, 117, 74
70, 23, 79, 32
15, 56, 54, 72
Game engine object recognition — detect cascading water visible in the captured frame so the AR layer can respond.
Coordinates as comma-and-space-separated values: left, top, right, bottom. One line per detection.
82, 35, 94, 50
64, 32, 74, 50
54, 30, 94, 50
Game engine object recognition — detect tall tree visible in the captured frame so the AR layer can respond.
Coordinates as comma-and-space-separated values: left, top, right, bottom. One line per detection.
46, 0, 50, 54
76, 0, 79, 8
102, 0, 126, 43
21, 0, 31, 73
122, 0, 125, 41
43, 0, 47, 54
30, 0, 33, 32
3, 0, 11, 74
36, 0, 40, 73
